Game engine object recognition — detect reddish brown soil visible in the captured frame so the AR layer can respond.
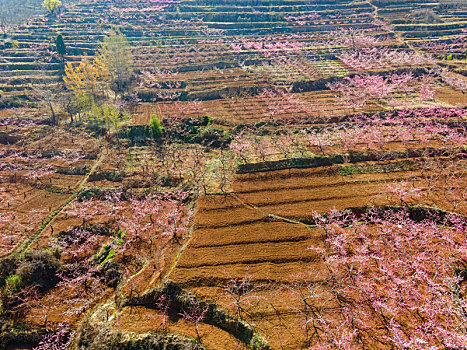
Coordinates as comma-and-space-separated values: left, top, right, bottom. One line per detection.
3, 117, 463, 348
0, 183, 72, 257
435, 86, 467, 106
134, 84, 463, 125
134, 90, 367, 125
117, 306, 244, 350
163, 162, 457, 349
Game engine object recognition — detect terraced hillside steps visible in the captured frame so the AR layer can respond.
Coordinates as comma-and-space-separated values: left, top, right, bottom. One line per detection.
2, 0, 464, 108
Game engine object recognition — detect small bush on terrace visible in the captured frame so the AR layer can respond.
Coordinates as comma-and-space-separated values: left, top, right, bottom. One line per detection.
55, 34, 66, 60
149, 114, 163, 138
202, 115, 213, 127
16, 250, 61, 291
5, 275, 22, 293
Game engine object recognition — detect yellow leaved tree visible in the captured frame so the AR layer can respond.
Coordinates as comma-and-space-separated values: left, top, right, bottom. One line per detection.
62, 32, 134, 133
42, 0, 61, 14
63, 56, 109, 101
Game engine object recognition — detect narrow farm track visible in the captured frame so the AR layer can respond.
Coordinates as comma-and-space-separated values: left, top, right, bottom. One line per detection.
6, 150, 105, 259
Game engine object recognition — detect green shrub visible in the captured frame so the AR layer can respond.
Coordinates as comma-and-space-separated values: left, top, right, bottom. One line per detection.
250, 332, 270, 349
202, 115, 213, 126
93, 230, 125, 266
55, 34, 66, 57
149, 114, 163, 138
5, 275, 22, 293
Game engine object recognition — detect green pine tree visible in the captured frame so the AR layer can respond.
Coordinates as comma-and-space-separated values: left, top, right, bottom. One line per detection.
55, 34, 66, 61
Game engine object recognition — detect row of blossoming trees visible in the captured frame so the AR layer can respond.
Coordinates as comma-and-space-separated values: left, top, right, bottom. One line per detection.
139, 22, 465, 124
296, 208, 467, 349
223, 99, 467, 347
0, 115, 101, 257
17, 3, 465, 128
218, 209, 466, 348
230, 107, 466, 162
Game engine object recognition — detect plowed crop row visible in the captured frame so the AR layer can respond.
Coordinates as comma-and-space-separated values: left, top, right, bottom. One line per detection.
156, 155, 459, 348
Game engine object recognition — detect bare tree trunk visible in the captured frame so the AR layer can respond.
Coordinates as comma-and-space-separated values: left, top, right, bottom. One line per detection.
48, 99, 56, 125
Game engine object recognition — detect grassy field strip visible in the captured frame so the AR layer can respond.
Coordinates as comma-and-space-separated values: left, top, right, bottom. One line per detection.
268, 214, 316, 229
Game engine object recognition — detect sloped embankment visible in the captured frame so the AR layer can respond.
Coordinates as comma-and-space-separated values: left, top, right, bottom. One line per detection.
120, 279, 269, 349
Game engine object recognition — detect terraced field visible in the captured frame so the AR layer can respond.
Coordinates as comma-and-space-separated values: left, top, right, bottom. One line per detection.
2, 0, 465, 118
0, 0, 466, 349
160, 150, 465, 348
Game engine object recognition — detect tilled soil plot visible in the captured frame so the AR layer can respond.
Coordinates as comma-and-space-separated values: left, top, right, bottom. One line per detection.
166, 164, 439, 349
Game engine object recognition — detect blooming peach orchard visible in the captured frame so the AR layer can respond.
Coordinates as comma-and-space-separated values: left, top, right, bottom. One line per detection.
0, 0, 465, 349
